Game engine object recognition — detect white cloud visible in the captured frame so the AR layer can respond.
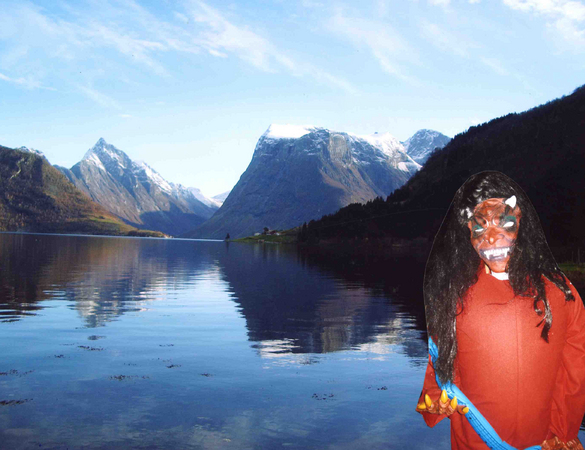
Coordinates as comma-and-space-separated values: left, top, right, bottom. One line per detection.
429, 0, 451, 6
185, 1, 356, 93
480, 57, 509, 76
420, 21, 473, 57
326, 11, 419, 83
189, 1, 277, 72
479, 56, 536, 92
208, 49, 227, 58
0, 2, 176, 82
86, 24, 171, 77
0, 72, 33, 87
553, 14, 585, 44
503, 0, 585, 46
301, 0, 325, 8
77, 85, 121, 109
302, 66, 359, 94
0, 71, 55, 90
503, 0, 585, 20
0, 0, 357, 104
419, 19, 535, 88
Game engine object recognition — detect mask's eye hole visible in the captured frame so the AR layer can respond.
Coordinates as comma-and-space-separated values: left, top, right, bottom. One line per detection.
501, 216, 517, 229
472, 224, 485, 235
471, 217, 487, 236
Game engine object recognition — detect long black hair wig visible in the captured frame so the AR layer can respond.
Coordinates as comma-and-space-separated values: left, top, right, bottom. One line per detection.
424, 171, 574, 384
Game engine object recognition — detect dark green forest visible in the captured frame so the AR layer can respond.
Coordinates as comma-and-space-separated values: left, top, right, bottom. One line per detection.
299, 84, 585, 260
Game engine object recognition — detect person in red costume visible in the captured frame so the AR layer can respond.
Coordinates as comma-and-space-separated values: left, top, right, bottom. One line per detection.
416, 171, 585, 450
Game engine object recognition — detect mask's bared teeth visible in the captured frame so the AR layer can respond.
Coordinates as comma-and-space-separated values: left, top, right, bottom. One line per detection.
480, 247, 511, 261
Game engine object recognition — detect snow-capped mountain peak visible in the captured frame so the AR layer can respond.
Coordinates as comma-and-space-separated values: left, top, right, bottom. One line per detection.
83, 138, 131, 170
58, 138, 220, 236
188, 125, 422, 239
402, 129, 451, 164
255, 124, 421, 174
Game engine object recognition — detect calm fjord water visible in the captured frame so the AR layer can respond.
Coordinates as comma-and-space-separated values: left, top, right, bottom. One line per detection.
3, 233, 578, 449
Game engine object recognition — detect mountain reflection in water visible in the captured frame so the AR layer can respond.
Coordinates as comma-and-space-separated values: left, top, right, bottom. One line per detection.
2, 233, 579, 449
0, 233, 428, 360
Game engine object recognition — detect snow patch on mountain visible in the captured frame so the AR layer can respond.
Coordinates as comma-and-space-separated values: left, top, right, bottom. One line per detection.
134, 160, 172, 194
350, 131, 403, 155
256, 125, 422, 174
84, 151, 107, 171
18, 146, 45, 158
265, 124, 316, 139
345, 131, 421, 173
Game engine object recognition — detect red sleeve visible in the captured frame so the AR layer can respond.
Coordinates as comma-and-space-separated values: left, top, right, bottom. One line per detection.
550, 283, 585, 442
417, 354, 448, 427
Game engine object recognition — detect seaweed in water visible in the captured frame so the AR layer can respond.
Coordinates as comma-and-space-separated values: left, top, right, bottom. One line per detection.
0, 399, 32, 406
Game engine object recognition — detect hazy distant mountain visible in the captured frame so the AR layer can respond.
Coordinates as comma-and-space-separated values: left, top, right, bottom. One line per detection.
402, 129, 451, 164
56, 138, 219, 236
185, 125, 421, 239
212, 191, 231, 206
176, 186, 223, 209
0, 145, 150, 235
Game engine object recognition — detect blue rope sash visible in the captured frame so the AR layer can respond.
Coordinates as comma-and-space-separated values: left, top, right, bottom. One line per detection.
428, 337, 541, 450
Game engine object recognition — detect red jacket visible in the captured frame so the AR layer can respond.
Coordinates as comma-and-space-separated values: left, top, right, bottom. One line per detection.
418, 268, 585, 449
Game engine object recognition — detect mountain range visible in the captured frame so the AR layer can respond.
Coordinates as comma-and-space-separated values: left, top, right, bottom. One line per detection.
185, 125, 449, 239
301, 84, 585, 259
3, 79, 582, 249
56, 138, 219, 236
1, 126, 448, 238
0, 145, 161, 236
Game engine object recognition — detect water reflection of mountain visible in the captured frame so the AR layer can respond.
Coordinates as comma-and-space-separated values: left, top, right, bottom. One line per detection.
215, 243, 428, 360
0, 233, 49, 321
1, 233, 429, 361
0, 233, 218, 327
297, 245, 430, 361
297, 245, 429, 326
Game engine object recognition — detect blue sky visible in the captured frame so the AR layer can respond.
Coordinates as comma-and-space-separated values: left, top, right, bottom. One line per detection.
1, 0, 584, 197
